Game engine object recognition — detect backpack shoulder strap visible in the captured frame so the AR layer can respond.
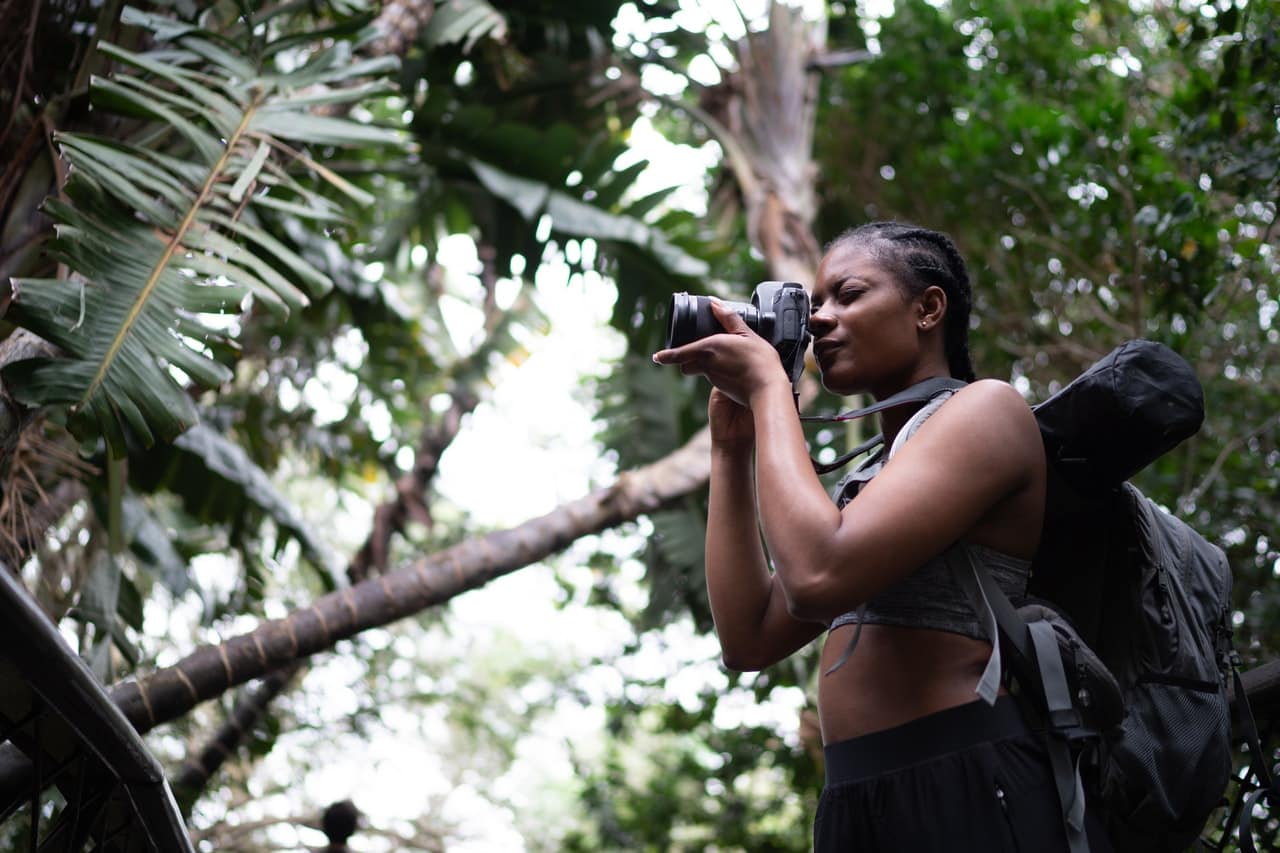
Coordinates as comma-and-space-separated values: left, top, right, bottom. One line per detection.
947, 547, 1091, 853
888, 389, 955, 457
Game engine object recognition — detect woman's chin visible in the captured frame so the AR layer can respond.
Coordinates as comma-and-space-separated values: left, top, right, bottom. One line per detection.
817, 367, 860, 398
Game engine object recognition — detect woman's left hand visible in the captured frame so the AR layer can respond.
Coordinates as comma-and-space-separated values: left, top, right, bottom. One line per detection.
652, 299, 790, 406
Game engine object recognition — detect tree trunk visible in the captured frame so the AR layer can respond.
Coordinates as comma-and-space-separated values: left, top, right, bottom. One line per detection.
108, 428, 713, 733
368, 0, 435, 59
708, 2, 825, 285
0, 330, 55, 470
170, 660, 303, 809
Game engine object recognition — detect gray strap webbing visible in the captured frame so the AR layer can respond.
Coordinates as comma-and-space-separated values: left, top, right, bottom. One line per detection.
1044, 733, 1090, 853
949, 549, 1002, 706
823, 604, 867, 676
1029, 619, 1077, 728
1030, 620, 1089, 849
950, 546, 1034, 663
952, 549, 1090, 853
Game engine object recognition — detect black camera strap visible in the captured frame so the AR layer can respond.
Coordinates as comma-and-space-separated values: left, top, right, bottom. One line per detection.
803, 376, 967, 474
801, 376, 968, 424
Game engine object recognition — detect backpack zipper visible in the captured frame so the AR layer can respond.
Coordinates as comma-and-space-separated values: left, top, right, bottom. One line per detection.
1069, 636, 1093, 709
1155, 566, 1179, 656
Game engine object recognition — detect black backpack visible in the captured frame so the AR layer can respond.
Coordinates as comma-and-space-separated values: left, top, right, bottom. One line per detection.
1017, 340, 1233, 851
817, 340, 1270, 852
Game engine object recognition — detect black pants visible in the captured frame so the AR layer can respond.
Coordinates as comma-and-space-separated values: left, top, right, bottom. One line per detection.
814, 697, 1113, 852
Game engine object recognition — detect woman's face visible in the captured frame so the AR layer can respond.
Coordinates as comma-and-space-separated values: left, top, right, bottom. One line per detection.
809, 242, 931, 398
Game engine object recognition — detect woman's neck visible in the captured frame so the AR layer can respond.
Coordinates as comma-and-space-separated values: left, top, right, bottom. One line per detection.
874, 371, 956, 448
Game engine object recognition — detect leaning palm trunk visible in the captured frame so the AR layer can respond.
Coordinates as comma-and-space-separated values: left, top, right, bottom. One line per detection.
108, 428, 713, 733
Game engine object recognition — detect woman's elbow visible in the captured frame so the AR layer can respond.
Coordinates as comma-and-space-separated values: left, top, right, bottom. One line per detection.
720, 648, 768, 672
718, 639, 787, 672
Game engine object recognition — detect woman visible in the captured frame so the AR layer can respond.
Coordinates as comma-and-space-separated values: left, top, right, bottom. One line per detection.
653, 222, 1109, 851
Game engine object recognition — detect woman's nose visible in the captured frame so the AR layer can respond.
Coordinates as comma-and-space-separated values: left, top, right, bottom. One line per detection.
808, 308, 835, 336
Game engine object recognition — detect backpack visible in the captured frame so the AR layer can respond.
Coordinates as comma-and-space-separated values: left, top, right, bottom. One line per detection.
815, 340, 1266, 852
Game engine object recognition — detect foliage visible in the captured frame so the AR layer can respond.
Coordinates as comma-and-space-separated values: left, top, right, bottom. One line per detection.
5, 6, 403, 457
1, 0, 1277, 849
566, 689, 816, 852
2, 0, 734, 847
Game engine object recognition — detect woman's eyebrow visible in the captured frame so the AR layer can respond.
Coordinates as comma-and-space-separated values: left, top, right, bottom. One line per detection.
821, 275, 870, 295
815, 276, 847, 297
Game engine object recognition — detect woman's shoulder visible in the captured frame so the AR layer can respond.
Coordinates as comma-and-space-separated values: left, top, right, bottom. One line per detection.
917, 379, 1042, 459
944, 379, 1037, 424
953, 377, 1030, 406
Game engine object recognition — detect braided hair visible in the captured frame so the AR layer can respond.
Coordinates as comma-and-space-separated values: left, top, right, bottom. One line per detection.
827, 222, 977, 382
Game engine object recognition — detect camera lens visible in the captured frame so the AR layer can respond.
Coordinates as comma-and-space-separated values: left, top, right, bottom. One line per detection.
667, 293, 714, 348
666, 293, 759, 348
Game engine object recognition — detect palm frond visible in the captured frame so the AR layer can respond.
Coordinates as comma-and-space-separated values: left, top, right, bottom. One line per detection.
468, 158, 709, 278
422, 0, 508, 53
163, 422, 346, 590
3, 6, 403, 456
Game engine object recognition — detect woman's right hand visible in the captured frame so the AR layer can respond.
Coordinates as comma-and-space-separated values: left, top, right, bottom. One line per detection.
708, 387, 755, 450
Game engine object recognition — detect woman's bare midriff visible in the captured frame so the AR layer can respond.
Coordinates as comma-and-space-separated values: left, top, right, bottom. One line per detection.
817, 622, 1004, 744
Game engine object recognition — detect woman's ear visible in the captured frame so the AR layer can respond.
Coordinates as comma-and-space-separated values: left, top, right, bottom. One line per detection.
916, 285, 947, 331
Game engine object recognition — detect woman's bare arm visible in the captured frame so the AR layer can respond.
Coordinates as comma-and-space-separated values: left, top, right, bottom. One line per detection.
748, 378, 1044, 622
705, 439, 825, 671
652, 303, 1041, 652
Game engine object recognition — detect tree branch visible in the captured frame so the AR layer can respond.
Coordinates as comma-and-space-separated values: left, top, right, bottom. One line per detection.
368, 0, 436, 60
107, 424, 714, 734
805, 48, 875, 71
1179, 411, 1280, 514
170, 660, 303, 809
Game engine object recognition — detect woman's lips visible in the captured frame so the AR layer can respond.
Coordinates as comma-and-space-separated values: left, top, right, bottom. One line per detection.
813, 340, 842, 367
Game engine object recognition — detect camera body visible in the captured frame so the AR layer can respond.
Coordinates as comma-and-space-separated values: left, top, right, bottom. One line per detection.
666, 281, 811, 392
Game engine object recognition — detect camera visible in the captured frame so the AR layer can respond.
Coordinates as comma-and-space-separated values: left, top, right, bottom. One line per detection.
666, 281, 811, 392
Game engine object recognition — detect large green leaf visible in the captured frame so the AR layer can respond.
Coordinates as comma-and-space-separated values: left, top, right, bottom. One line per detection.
170, 423, 345, 589
422, 0, 508, 52
469, 158, 709, 278
2, 7, 403, 455
121, 491, 195, 598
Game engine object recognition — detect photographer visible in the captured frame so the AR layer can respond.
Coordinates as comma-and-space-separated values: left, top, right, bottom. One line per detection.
653, 222, 1111, 851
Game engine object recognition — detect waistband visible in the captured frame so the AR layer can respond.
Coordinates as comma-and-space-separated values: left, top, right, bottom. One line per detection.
823, 696, 1029, 787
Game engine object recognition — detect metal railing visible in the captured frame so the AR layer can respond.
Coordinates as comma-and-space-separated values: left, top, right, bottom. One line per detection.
1205, 661, 1280, 851
0, 568, 193, 853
